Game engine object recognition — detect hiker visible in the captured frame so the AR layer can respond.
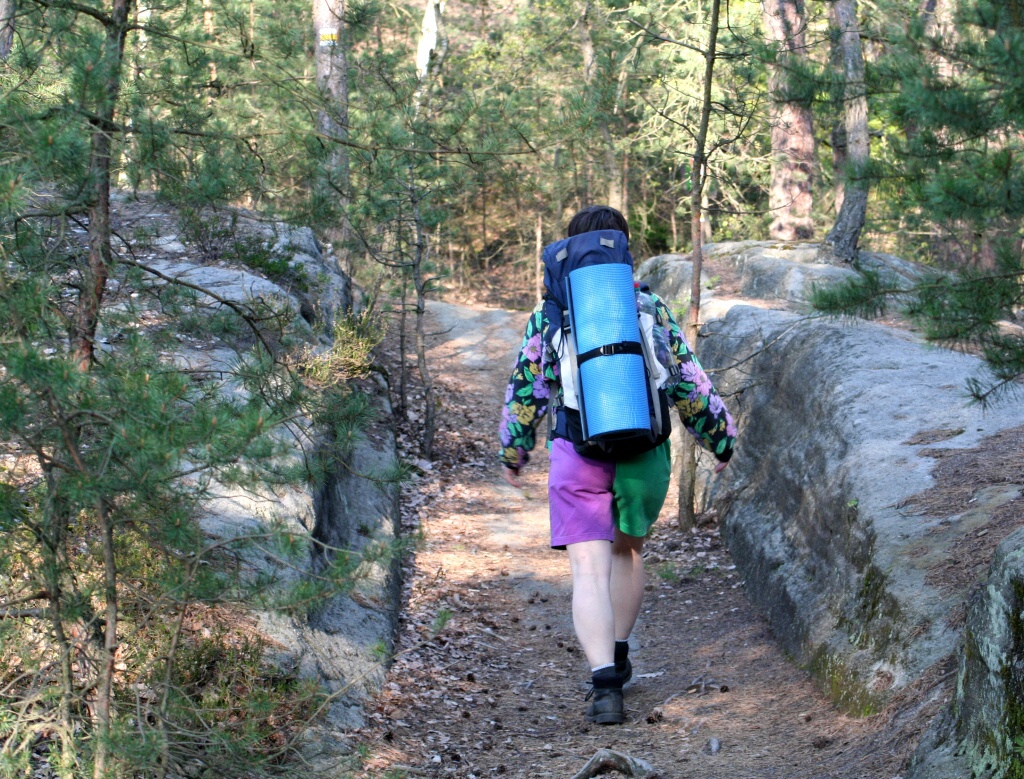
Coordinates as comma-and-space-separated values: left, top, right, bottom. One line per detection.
497, 205, 736, 725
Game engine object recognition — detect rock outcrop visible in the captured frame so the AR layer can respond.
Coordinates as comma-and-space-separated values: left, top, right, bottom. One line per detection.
115, 207, 399, 775
909, 524, 1024, 778
638, 241, 1024, 778
640, 240, 922, 312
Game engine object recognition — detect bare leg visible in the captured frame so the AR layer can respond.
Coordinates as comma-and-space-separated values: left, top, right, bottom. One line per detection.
611, 529, 645, 641
566, 539, 615, 669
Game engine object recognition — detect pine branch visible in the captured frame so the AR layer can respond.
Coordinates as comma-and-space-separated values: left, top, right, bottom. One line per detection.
117, 256, 280, 357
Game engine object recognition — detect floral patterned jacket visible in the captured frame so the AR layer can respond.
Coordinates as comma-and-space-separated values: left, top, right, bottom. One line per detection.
498, 293, 737, 469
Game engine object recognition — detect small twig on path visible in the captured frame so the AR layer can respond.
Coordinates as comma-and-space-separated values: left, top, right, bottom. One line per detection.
390, 764, 431, 776
569, 749, 659, 779
504, 728, 559, 738
470, 639, 502, 651
481, 626, 511, 643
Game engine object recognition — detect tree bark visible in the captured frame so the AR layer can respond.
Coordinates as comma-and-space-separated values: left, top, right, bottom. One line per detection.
535, 208, 543, 301
202, 0, 216, 95
80, 0, 133, 752
410, 0, 447, 457
0, 0, 14, 60
412, 194, 436, 458
919, 0, 955, 79
93, 501, 119, 779
314, 0, 351, 257
823, 0, 869, 262
74, 0, 133, 371
42, 469, 78, 779
761, 0, 815, 240
577, 1, 625, 215
679, 0, 721, 530
830, 119, 847, 214
413, 0, 447, 113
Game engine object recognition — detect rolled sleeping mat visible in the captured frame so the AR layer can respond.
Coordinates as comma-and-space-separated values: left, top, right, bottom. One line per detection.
565, 263, 652, 440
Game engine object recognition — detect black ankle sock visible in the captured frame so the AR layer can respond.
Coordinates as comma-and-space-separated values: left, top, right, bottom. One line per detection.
614, 640, 629, 664
591, 666, 621, 689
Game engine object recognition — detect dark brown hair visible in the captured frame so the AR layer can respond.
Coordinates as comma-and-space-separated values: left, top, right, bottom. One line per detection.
566, 205, 629, 241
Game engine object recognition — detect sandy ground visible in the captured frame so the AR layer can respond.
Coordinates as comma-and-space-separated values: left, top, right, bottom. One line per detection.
351, 300, 941, 779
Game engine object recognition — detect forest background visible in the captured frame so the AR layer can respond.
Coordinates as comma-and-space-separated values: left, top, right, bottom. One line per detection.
2, 0, 1024, 776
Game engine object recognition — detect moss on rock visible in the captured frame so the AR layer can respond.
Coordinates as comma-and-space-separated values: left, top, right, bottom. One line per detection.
807, 645, 884, 717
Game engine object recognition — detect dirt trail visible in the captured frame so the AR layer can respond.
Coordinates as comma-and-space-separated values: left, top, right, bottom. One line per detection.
354, 301, 916, 779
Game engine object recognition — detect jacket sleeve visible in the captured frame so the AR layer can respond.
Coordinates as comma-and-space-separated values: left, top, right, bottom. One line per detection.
655, 295, 737, 462
498, 304, 558, 469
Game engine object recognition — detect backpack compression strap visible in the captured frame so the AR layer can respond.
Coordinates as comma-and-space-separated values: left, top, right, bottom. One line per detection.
637, 325, 664, 439
575, 340, 663, 440
575, 341, 644, 365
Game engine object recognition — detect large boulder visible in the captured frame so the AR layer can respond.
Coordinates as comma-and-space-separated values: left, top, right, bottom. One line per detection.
909, 526, 1024, 779
638, 241, 921, 311
696, 304, 1024, 772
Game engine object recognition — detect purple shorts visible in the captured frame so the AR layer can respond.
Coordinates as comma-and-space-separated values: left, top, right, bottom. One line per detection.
547, 438, 672, 549
548, 438, 617, 548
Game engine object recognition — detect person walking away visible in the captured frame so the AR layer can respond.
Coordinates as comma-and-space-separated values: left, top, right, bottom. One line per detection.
497, 205, 736, 725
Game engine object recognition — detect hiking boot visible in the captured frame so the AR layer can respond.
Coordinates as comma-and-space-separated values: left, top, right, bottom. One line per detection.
586, 666, 625, 725
614, 640, 632, 687
615, 657, 633, 686
585, 686, 624, 725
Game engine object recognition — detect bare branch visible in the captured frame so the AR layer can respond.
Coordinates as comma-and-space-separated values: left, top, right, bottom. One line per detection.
117, 256, 281, 357
0, 608, 47, 619
626, 17, 707, 56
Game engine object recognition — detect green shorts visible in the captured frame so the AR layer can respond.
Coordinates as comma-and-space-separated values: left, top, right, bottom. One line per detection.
612, 440, 672, 537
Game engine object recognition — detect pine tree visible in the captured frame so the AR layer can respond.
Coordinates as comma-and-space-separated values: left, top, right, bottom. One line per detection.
0, 0, 389, 772
823, 0, 870, 261
762, 0, 816, 240
813, 0, 1024, 403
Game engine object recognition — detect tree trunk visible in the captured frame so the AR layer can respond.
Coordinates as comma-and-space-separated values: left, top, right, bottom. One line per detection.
83, 7, 133, 762
824, 0, 869, 262
412, 195, 436, 458
919, 0, 956, 76
314, 0, 351, 256
413, 0, 447, 113
42, 471, 77, 779
397, 275, 408, 416
74, 0, 133, 371
620, 150, 629, 219
0, 0, 14, 60
480, 180, 488, 270
678, 0, 721, 530
761, 0, 815, 240
202, 0, 216, 95
577, 1, 625, 215
918, 0, 952, 38
830, 119, 847, 214
410, 0, 448, 457
94, 501, 119, 779
535, 208, 543, 300
602, 124, 623, 213
576, 0, 596, 82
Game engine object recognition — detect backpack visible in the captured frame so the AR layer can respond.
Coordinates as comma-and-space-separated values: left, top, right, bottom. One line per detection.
541, 230, 676, 461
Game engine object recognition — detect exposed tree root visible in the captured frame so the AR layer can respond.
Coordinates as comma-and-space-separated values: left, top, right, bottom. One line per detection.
568, 748, 658, 779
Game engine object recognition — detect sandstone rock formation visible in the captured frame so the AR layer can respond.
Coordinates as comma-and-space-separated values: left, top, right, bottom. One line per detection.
638, 241, 1024, 779
114, 209, 398, 775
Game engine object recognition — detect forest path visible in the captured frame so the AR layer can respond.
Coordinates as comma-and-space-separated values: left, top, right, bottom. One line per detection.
355, 301, 909, 779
